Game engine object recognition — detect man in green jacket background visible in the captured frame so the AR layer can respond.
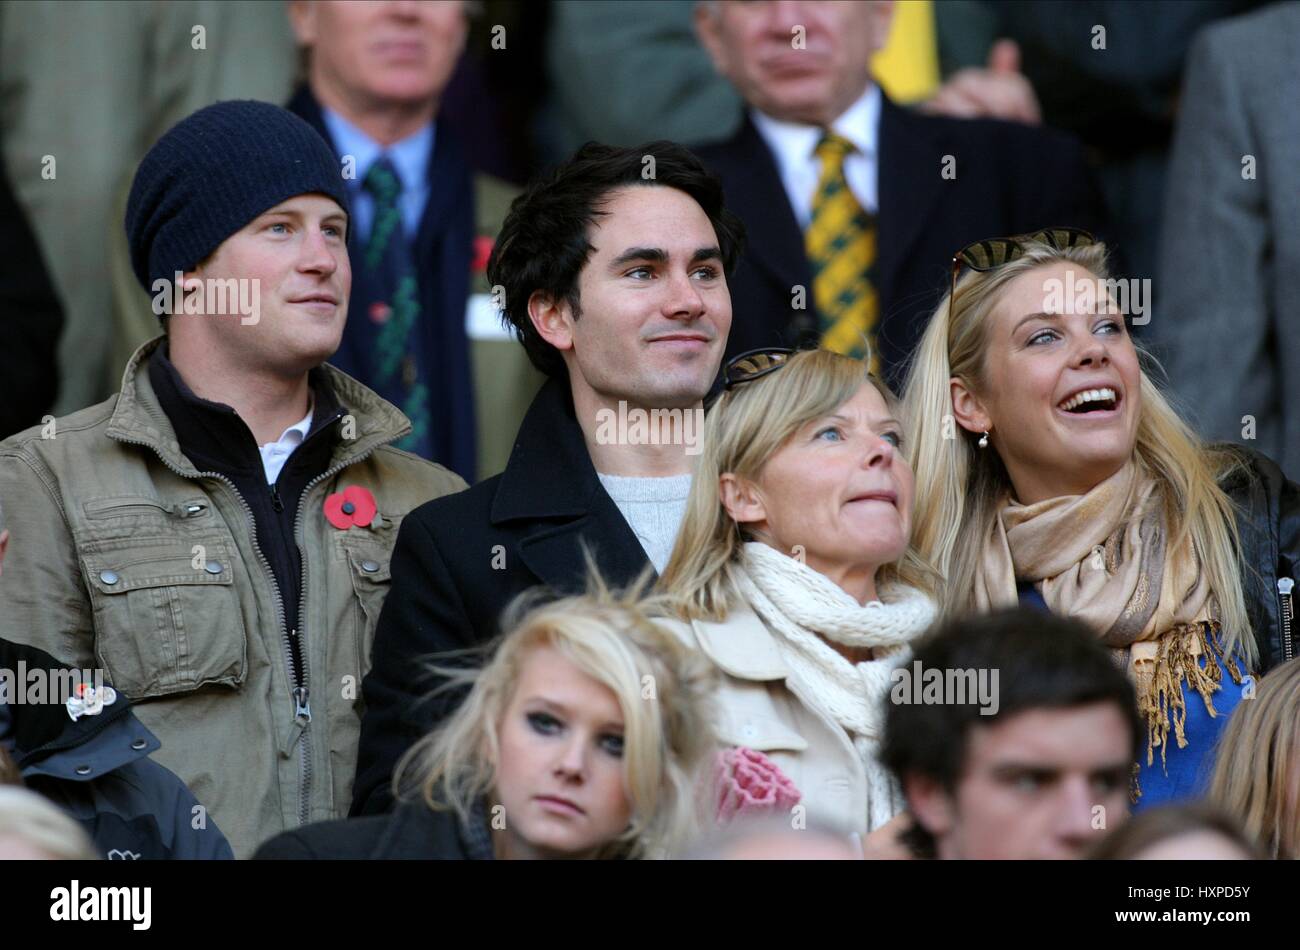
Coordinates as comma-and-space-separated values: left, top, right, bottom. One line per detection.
0, 100, 464, 858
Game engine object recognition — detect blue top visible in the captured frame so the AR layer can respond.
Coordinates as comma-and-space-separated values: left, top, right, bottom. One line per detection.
1131, 647, 1245, 810
1015, 580, 1245, 809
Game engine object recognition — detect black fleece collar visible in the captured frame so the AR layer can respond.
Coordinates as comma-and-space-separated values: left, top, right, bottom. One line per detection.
146, 342, 345, 481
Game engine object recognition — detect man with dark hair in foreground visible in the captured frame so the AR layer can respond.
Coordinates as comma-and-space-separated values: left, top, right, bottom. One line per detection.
881, 608, 1140, 859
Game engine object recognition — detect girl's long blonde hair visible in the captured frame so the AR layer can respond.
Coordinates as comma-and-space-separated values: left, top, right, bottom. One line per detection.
658, 348, 938, 621
901, 240, 1253, 662
1209, 657, 1300, 858
394, 575, 718, 859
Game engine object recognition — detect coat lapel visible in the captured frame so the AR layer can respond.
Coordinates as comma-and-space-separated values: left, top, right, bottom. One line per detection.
712, 117, 813, 299
491, 380, 652, 593
516, 511, 652, 595
691, 608, 790, 682
875, 95, 946, 318
413, 121, 469, 258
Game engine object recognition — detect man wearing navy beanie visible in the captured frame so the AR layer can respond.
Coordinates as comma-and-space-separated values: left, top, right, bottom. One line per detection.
0, 100, 465, 858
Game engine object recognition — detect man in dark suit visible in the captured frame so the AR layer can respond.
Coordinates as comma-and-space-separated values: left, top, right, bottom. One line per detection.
288, 0, 492, 481
350, 141, 743, 815
694, 0, 1105, 388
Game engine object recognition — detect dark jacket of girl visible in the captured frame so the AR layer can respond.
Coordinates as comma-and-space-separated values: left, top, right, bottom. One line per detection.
1222, 446, 1300, 672
254, 798, 493, 860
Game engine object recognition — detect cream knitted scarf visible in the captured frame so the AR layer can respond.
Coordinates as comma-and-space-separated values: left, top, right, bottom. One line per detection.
734, 542, 938, 831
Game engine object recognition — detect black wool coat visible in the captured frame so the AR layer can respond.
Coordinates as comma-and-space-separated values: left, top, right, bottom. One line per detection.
350, 379, 651, 815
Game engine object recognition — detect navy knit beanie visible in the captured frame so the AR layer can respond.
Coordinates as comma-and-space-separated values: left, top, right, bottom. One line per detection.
125, 99, 350, 292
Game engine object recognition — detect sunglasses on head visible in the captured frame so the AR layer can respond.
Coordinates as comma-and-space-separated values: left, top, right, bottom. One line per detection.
721, 347, 795, 391
949, 226, 1095, 309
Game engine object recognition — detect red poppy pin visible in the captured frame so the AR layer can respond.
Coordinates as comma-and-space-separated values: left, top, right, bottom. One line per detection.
324, 486, 378, 530
471, 235, 494, 274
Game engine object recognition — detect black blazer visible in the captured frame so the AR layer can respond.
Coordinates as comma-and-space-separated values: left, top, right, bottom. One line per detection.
351, 378, 651, 815
694, 95, 1107, 388
255, 801, 475, 860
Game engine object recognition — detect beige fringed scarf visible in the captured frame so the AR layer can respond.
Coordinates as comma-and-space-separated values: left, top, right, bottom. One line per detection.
974, 462, 1243, 773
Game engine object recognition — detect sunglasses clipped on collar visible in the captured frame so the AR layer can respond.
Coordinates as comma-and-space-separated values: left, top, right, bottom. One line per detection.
721, 347, 796, 391
948, 226, 1095, 308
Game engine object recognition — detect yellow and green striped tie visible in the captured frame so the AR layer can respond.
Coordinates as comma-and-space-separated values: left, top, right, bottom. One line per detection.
806, 132, 879, 371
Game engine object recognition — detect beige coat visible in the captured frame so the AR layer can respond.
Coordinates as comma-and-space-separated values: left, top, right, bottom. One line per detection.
0, 338, 466, 857
661, 607, 873, 838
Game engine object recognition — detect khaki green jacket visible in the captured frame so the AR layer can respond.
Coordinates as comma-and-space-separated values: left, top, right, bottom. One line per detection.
0, 338, 466, 857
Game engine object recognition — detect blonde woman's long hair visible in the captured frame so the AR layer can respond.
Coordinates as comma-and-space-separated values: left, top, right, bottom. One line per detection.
901, 240, 1253, 663
1209, 657, 1300, 858
394, 575, 718, 859
658, 348, 938, 622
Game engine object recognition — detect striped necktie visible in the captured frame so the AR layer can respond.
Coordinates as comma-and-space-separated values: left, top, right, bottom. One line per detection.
805, 132, 879, 372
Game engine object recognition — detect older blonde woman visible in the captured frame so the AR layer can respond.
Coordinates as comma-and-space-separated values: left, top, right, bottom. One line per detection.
902, 227, 1300, 808
657, 348, 939, 841
256, 583, 717, 860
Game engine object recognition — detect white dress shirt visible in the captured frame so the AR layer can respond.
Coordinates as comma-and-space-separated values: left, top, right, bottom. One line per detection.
259, 405, 313, 485
749, 84, 881, 229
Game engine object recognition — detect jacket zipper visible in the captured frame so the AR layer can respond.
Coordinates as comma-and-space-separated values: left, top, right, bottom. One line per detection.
1279, 577, 1295, 663
286, 441, 384, 825
267, 481, 315, 825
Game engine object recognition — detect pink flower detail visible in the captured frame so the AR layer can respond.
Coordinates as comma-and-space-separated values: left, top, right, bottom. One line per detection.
715, 747, 802, 824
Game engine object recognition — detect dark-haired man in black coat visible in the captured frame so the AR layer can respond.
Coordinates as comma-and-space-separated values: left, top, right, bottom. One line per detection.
351, 139, 744, 815
693, 0, 1105, 388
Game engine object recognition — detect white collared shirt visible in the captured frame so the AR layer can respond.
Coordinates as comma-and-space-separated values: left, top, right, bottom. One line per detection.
749, 83, 881, 229
259, 405, 314, 485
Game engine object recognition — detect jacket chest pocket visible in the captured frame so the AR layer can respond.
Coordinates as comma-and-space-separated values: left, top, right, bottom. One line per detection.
344, 546, 392, 680
81, 533, 248, 700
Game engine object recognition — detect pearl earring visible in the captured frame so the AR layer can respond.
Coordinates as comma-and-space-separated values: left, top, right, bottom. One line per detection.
978, 431, 989, 449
